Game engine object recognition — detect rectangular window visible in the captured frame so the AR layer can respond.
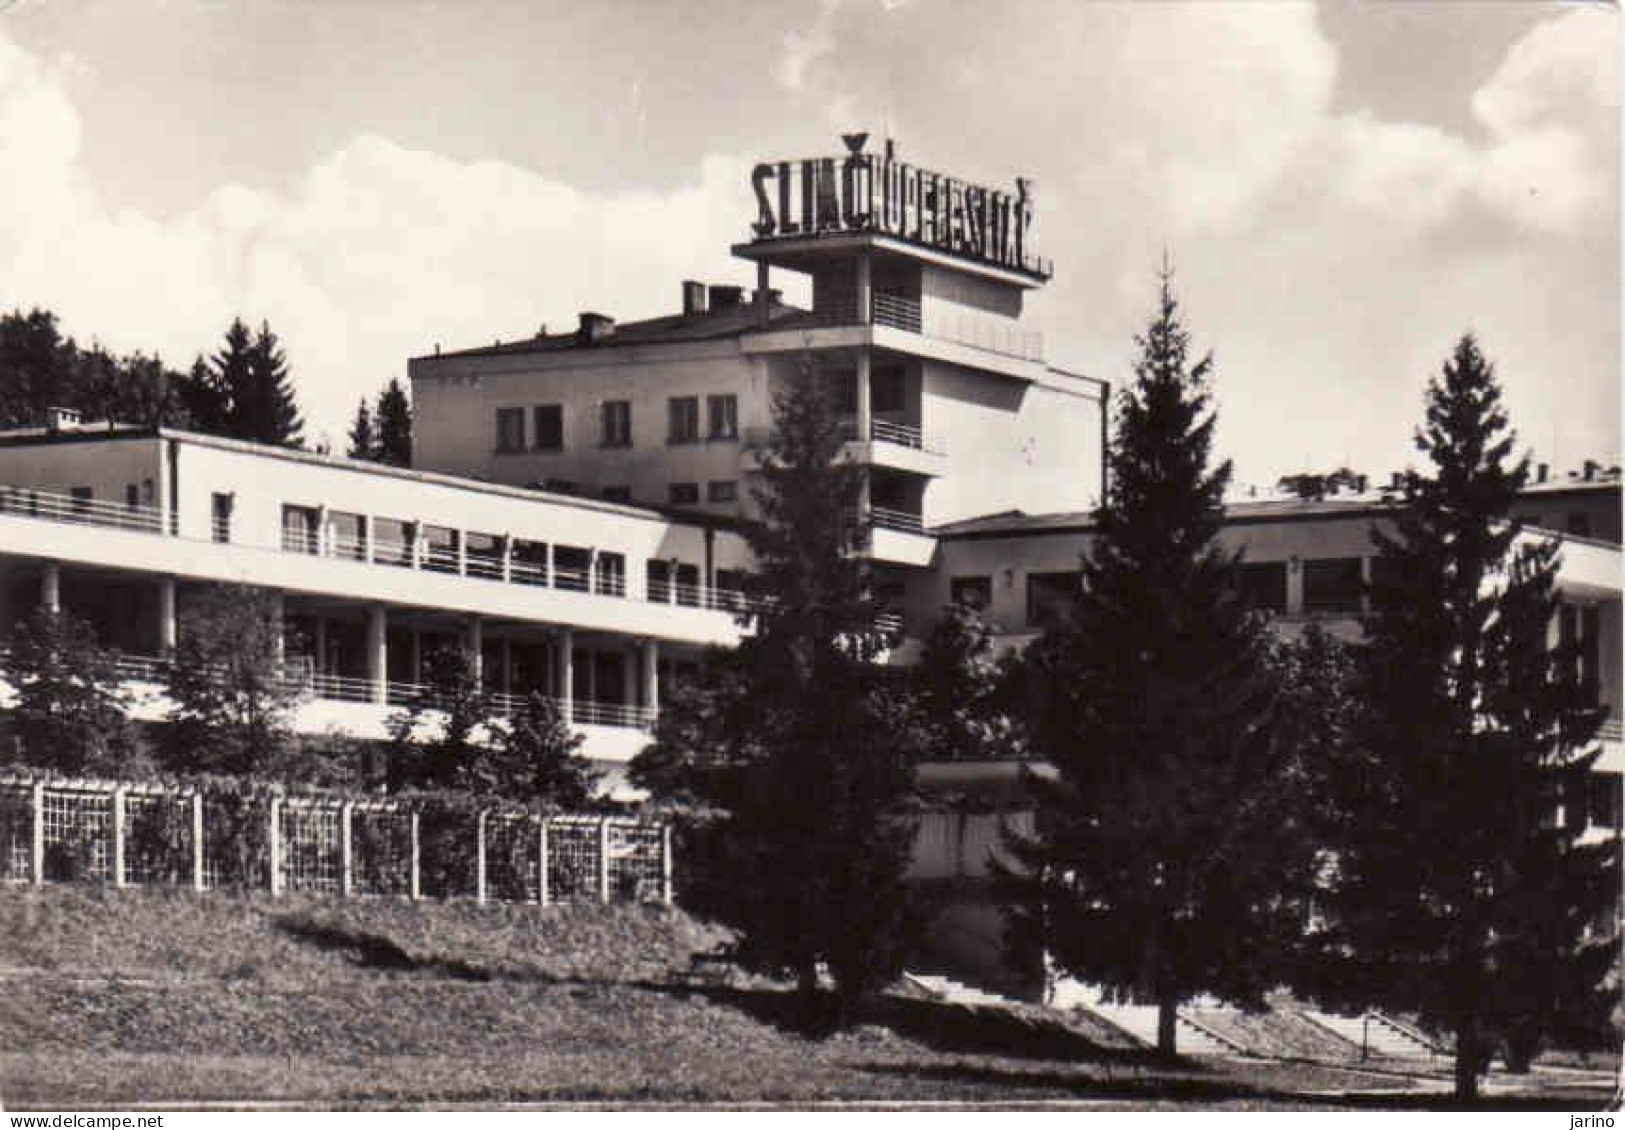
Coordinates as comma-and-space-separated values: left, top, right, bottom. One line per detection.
329, 510, 365, 560
1027, 572, 1081, 628
1238, 561, 1288, 614
495, 407, 525, 453
553, 545, 591, 592
872, 367, 906, 414
669, 482, 700, 506
69, 486, 92, 517
647, 559, 672, 603
595, 551, 626, 597
601, 485, 632, 504
1303, 557, 1364, 615
465, 531, 503, 580
667, 396, 700, 444
422, 524, 460, 574
715, 567, 747, 610
510, 538, 548, 586
951, 575, 992, 612
210, 493, 233, 544
532, 405, 564, 451
707, 394, 738, 440
707, 480, 737, 503
675, 562, 701, 607
281, 504, 320, 555
601, 400, 632, 447
372, 517, 414, 567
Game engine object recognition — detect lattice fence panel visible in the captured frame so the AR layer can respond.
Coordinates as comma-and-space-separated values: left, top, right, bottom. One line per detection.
547, 818, 603, 903
41, 788, 111, 881
123, 791, 193, 886
486, 812, 540, 903
201, 793, 268, 889
281, 803, 342, 894
417, 807, 477, 900
352, 808, 412, 896
608, 820, 665, 903
0, 784, 31, 882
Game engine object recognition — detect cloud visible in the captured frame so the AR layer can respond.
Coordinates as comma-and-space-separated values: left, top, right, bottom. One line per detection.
0, 32, 760, 447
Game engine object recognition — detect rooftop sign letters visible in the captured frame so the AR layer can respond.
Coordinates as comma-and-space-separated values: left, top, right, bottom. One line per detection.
749, 135, 1050, 279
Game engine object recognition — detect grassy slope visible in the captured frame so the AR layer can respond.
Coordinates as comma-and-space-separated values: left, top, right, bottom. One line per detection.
0, 887, 1609, 1108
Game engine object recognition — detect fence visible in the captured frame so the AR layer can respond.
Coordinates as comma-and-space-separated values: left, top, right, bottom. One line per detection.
0, 776, 672, 906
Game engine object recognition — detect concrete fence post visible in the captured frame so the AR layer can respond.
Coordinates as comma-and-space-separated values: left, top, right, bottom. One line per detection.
475, 809, 488, 905
111, 786, 127, 888
340, 801, 354, 898
598, 817, 612, 904
409, 810, 421, 901
191, 791, 204, 892
268, 797, 283, 895
661, 823, 673, 906
537, 815, 550, 907
30, 781, 44, 886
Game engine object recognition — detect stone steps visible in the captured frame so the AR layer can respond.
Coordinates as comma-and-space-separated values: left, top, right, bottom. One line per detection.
1301, 1009, 1442, 1059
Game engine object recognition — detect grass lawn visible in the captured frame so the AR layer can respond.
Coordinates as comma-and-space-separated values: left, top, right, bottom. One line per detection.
0, 886, 1612, 1109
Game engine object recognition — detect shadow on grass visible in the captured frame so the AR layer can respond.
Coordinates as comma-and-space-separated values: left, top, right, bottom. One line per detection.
272, 914, 511, 983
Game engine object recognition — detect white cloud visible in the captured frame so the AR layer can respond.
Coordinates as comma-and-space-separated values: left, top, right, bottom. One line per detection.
0, 34, 759, 446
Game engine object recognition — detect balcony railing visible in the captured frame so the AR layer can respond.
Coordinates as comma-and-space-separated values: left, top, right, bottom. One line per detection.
0, 485, 735, 622
835, 418, 946, 458
647, 580, 773, 615
0, 486, 165, 534
805, 290, 1044, 362
1600, 717, 1623, 744
869, 506, 926, 535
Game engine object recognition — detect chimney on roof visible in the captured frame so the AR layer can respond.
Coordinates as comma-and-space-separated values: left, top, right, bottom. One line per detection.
43, 406, 81, 434
577, 312, 616, 344
708, 285, 744, 310
1584, 459, 1598, 482
1537, 462, 1549, 483
681, 281, 707, 316
1355, 473, 1368, 494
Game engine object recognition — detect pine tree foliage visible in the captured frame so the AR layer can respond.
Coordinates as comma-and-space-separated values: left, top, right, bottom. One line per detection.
347, 398, 377, 460
1005, 273, 1303, 1056
1315, 334, 1616, 1100
1, 608, 139, 776
633, 359, 919, 1022
374, 377, 413, 466
161, 584, 302, 778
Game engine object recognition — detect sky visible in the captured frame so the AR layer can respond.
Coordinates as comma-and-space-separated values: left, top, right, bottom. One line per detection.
0, 0, 1616, 489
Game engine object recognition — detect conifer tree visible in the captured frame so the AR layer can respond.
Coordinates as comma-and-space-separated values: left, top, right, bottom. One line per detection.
375, 377, 413, 466
1315, 335, 1616, 1100
490, 691, 598, 807
1, 608, 139, 776
244, 320, 304, 447
1005, 273, 1303, 1056
346, 397, 377, 460
634, 359, 919, 1022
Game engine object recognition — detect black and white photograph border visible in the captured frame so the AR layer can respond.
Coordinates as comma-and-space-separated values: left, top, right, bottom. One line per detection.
0, 0, 1618, 1114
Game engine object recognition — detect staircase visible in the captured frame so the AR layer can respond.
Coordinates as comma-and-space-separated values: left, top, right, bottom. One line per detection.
1085, 1000, 1250, 1058
1301, 1009, 1442, 1059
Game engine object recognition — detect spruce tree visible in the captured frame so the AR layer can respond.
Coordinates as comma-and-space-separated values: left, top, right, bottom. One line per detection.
1316, 335, 1616, 1100
375, 377, 413, 466
244, 320, 304, 447
179, 355, 229, 434
347, 398, 377, 460
1005, 273, 1302, 1056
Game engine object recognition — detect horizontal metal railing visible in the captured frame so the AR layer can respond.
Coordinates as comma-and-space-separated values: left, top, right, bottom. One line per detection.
0, 486, 165, 533
645, 581, 773, 615
0, 484, 734, 622
1600, 717, 1623, 744
804, 289, 1043, 362
869, 505, 926, 535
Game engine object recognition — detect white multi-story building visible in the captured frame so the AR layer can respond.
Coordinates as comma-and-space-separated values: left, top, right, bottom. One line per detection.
0, 136, 1616, 994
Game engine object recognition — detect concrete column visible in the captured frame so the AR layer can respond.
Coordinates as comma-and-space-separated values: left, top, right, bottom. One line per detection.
756, 261, 772, 328
856, 250, 873, 325
269, 590, 285, 665
366, 605, 388, 704
315, 618, 329, 674
411, 630, 423, 685
856, 349, 873, 445
190, 791, 204, 892
557, 628, 573, 723
157, 577, 177, 655
363, 514, 375, 563
502, 636, 513, 699
545, 542, 556, 588
500, 535, 513, 583
316, 505, 330, 557
1286, 557, 1305, 618
622, 645, 638, 708
40, 563, 61, 614
466, 615, 484, 685
642, 639, 660, 711
111, 786, 126, 888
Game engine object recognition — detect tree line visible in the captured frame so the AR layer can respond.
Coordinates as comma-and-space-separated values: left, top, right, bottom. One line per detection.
628, 272, 1616, 1100
0, 307, 411, 464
